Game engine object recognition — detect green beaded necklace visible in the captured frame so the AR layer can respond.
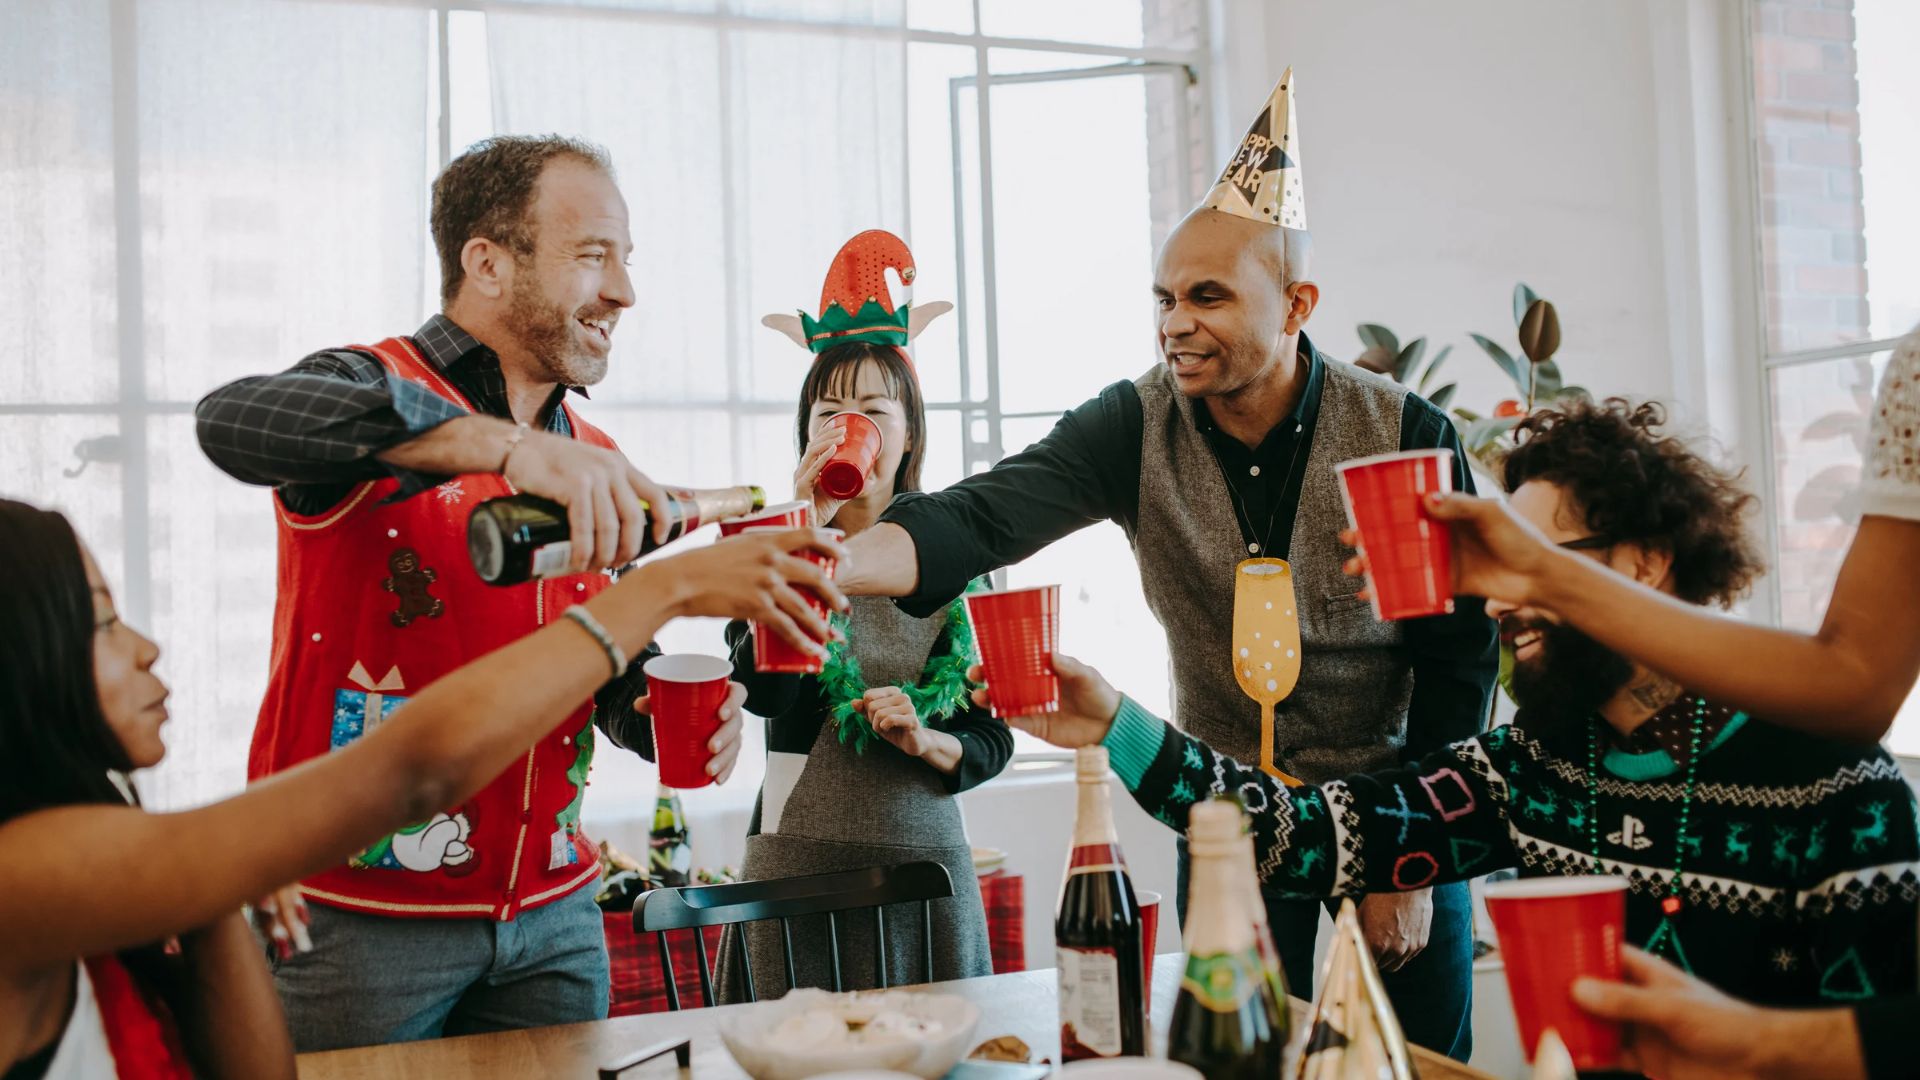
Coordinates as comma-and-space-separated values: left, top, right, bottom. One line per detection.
1585, 695, 1707, 922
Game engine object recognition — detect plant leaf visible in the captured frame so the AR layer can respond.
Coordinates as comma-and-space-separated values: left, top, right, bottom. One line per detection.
1355, 344, 1399, 375
1801, 411, 1867, 442
1356, 323, 1400, 355
1428, 383, 1458, 412
1554, 384, 1592, 403
1470, 333, 1526, 392
1394, 338, 1427, 383
1792, 464, 1861, 522
1453, 406, 1484, 423
1513, 283, 1539, 328
1532, 359, 1564, 398
1465, 415, 1523, 453
1518, 299, 1562, 364
1416, 345, 1453, 392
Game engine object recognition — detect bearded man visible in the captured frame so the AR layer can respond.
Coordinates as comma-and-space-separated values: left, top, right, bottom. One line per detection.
996, 398, 1920, 1013
195, 135, 750, 1050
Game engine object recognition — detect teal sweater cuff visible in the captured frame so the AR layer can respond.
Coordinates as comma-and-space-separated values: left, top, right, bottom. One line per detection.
1101, 695, 1167, 790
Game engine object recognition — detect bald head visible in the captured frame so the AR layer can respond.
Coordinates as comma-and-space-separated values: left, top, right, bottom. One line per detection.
1162, 209, 1311, 293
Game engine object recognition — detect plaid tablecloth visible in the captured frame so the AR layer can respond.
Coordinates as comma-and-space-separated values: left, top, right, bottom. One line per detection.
606, 872, 1027, 1016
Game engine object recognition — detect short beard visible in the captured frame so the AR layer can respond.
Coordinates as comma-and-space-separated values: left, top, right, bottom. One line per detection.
504, 268, 608, 388
1507, 620, 1635, 736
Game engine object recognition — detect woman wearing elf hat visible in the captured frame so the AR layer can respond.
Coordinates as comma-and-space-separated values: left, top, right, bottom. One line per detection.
714, 231, 1013, 1001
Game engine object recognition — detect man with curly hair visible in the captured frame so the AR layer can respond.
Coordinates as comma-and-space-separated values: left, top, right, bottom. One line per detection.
994, 398, 1920, 1012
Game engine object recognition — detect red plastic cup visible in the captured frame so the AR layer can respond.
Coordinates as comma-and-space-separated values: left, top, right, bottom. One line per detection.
1484, 875, 1628, 1070
643, 653, 734, 790
1336, 448, 1456, 621
965, 584, 1060, 717
717, 500, 810, 538
742, 526, 841, 675
1136, 889, 1162, 1013
818, 412, 883, 501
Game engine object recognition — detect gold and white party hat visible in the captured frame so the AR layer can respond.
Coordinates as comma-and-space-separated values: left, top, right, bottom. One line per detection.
1202, 68, 1305, 230
1295, 899, 1415, 1080
1531, 1030, 1580, 1080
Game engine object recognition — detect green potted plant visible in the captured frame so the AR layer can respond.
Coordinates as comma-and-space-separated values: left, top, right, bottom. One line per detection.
1356, 283, 1590, 478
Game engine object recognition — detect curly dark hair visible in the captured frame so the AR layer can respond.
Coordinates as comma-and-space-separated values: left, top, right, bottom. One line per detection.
431, 134, 613, 306
1502, 398, 1764, 608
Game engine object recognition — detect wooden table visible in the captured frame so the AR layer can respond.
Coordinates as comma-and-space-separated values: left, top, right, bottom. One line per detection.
298, 956, 1492, 1079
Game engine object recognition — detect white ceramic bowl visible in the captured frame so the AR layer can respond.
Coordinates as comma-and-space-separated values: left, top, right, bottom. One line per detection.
718, 989, 982, 1080
1059, 1061, 1205, 1079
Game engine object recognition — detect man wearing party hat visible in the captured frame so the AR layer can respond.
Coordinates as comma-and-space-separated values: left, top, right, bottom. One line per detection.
839, 71, 1494, 1059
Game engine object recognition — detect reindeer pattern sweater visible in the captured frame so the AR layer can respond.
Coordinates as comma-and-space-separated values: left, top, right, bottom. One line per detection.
1100, 697, 1920, 1007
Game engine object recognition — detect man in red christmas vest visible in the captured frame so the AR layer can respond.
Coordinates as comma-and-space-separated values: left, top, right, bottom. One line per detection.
196, 136, 754, 1051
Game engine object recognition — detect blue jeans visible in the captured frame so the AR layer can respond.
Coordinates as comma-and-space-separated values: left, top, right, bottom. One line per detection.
1177, 840, 1474, 1062
270, 885, 610, 1052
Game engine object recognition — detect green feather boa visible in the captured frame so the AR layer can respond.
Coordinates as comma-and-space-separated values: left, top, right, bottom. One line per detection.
819, 579, 987, 752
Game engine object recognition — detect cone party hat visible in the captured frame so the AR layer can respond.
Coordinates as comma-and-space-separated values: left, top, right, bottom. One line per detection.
1202, 67, 1305, 229
1295, 899, 1415, 1080
1531, 1030, 1580, 1080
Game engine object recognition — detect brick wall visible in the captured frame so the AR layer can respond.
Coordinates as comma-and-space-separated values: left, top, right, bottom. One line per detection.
1754, 0, 1871, 354
1141, 0, 1210, 252
1753, 0, 1876, 630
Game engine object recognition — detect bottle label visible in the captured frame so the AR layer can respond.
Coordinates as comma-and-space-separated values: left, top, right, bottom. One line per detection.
529, 541, 573, 580
1057, 946, 1124, 1058
1180, 950, 1261, 1014
1065, 843, 1126, 877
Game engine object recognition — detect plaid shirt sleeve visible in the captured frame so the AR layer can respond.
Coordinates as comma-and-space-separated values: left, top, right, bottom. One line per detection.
193, 348, 472, 514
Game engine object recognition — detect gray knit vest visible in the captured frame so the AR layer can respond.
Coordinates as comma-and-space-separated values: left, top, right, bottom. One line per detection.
1131, 359, 1414, 782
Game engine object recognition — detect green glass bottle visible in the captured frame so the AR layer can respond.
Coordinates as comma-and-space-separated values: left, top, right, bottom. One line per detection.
468, 484, 765, 586
1167, 801, 1286, 1078
647, 785, 692, 889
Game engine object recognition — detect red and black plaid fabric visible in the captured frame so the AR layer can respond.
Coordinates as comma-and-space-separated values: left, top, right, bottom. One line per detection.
605, 913, 727, 1017
605, 873, 1028, 1014
979, 871, 1026, 974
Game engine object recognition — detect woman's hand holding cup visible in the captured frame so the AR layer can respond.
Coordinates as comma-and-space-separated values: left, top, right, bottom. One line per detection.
620, 527, 848, 655
794, 424, 850, 527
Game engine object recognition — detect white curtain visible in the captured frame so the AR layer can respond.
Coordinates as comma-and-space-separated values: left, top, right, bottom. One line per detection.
1, 0, 433, 810
486, 4, 910, 829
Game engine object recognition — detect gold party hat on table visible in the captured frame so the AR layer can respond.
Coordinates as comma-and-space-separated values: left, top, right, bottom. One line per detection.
1531, 1030, 1579, 1080
1201, 67, 1305, 229
1295, 899, 1415, 1080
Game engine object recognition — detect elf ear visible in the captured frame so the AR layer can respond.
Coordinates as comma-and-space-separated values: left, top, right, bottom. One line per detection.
906, 300, 953, 341
760, 313, 809, 349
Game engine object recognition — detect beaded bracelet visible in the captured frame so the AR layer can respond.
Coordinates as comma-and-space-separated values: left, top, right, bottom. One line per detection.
562, 606, 626, 680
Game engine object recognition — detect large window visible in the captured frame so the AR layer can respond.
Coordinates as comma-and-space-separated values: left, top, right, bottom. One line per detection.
1, 0, 1207, 820
1749, 0, 1920, 750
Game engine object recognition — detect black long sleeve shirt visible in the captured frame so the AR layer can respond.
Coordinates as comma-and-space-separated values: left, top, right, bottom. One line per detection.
192, 314, 658, 757
877, 332, 1498, 762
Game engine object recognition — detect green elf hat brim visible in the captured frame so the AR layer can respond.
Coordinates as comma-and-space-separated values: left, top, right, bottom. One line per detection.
800, 298, 913, 353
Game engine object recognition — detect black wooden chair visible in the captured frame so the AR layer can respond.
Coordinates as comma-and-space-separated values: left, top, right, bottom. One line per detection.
635, 860, 954, 1010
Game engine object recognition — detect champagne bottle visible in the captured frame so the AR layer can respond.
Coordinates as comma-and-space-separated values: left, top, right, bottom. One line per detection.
1167, 801, 1286, 1078
1055, 746, 1148, 1061
468, 484, 766, 586
1239, 824, 1291, 1022
647, 785, 692, 889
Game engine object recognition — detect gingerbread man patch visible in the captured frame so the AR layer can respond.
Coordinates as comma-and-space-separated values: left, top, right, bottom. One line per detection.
383, 548, 445, 627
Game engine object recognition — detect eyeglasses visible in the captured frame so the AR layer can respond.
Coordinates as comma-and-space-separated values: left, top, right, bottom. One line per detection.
1556, 535, 1616, 552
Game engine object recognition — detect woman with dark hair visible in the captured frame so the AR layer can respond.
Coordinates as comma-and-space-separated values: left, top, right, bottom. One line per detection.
717, 233, 1013, 1001
0, 497, 842, 1079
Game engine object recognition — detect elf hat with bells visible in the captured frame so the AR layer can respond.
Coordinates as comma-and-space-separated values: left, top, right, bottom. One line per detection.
761, 229, 952, 367
1201, 66, 1305, 230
